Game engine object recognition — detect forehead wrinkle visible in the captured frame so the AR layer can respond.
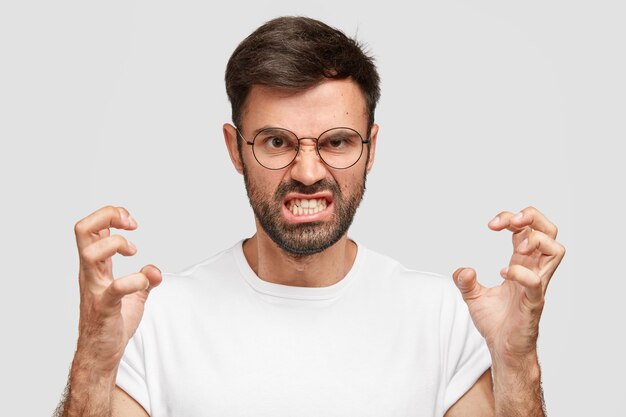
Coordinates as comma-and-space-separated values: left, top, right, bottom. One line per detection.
241, 79, 369, 137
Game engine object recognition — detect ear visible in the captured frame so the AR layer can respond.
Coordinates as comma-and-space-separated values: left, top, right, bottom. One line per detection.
366, 123, 378, 173
223, 123, 244, 175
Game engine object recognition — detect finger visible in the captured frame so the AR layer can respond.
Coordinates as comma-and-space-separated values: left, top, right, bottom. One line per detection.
81, 235, 137, 266
102, 272, 150, 305
501, 265, 543, 305
140, 264, 163, 290
74, 206, 138, 250
516, 230, 566, 259
453, 267, 486, 302
510, 206, 558, 239
488, 211, 527, 234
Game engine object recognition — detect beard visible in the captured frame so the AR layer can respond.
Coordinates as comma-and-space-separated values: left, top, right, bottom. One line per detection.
243, 169, 367, 257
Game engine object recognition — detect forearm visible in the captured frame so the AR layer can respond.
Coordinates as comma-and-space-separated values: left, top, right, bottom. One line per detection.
491, 352, 546, 417
55, 353, 117, 417
56, 206, 158, 417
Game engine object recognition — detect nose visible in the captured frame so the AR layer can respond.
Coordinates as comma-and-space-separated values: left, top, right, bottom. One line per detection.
288, 140, 327, 186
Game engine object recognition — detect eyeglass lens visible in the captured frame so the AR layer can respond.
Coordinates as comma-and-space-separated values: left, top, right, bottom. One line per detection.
251, 127, 365, 169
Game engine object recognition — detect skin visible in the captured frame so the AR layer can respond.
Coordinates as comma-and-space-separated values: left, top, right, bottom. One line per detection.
56, 78, 565, 416
57, 206, 160, 417
223, 80, 377, 287
450, 207, 566, 416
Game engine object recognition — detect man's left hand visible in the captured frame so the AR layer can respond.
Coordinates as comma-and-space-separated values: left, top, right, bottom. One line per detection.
453, 206, 566, 365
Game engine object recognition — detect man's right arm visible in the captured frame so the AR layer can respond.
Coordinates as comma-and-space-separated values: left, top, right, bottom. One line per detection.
54, 206, 161, 417
56, 366, 147, 417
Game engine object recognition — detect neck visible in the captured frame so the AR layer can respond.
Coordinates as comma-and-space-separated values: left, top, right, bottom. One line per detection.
242, 229, 357, 288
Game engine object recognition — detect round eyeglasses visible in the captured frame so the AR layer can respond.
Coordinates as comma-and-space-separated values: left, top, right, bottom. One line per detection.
236, 126, 371, 170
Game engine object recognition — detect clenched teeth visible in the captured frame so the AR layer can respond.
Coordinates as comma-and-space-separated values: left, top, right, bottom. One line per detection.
288, 198, 328, 216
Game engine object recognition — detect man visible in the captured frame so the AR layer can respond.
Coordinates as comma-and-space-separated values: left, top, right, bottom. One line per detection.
57, 16, 565, 417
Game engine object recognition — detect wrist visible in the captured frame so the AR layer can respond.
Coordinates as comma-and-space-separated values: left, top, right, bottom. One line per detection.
75, 331, 126, 374
492, 354, 541, 390
71, 349, 119, 387
490, 345, 540, 371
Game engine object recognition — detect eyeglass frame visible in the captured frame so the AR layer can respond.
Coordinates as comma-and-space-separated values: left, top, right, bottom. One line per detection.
235, 125, 372, 170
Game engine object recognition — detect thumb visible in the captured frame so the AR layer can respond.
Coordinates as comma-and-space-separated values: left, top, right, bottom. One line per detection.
102, 265, 162, 307
452, 267, 484, 302
140, 264, 163, 291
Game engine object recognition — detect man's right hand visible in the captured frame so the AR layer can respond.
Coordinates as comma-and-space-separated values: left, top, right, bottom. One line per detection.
56, 206, 161, 416
73, 205, 162, 373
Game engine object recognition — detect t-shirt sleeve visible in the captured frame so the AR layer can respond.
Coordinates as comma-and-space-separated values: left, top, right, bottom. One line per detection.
116, 328, 152, 415
441, 285, 492, 412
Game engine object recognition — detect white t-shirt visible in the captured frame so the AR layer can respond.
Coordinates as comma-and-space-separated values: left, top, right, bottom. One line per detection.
117, 241, 491, 417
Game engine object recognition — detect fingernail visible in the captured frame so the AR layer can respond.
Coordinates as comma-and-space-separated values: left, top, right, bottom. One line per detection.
518, 238, 529, 252
489, 216, 500, 227
500, 267, 509, 277
129, 216, 138, 228
120, 212, 129, 225
512, 212, 524, 222
128, 241, 137, 252
457, 269, 467, 286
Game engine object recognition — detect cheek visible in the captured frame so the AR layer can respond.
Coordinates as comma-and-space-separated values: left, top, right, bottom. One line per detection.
336, 171, 364, 195
247, 169, 283, 199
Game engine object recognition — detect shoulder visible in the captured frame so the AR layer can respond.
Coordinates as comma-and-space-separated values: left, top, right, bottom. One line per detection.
359, 244, 458, 294
144, 241, 246, 309
356, 244, 464, 311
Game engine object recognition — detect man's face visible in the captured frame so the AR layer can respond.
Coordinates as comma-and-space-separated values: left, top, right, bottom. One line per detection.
225, 79, 378, 257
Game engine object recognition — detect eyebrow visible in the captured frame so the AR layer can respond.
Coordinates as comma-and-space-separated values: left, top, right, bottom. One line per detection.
249, 126, 364, 138
251, 126, 287, 136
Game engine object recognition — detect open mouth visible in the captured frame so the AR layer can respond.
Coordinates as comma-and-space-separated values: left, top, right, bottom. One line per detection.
287, 197, 328, 216
282, 193, 333, 220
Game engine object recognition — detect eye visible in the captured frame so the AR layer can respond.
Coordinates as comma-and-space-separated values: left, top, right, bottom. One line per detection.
327, 138, 346, 148
319, 131, 359, 151
256, 130, 296, 153
268, 136, 285, 149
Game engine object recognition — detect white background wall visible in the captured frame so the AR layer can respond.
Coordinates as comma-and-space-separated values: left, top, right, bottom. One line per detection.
1, 0, 624, 415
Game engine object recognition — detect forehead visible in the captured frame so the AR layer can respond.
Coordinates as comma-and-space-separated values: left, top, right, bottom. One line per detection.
241, 78, 368, 135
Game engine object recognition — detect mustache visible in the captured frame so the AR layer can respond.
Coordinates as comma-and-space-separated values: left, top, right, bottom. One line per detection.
274, 179, 341, 201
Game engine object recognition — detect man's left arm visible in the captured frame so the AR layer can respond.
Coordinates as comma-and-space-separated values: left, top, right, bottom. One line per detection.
446, 206, 565, 417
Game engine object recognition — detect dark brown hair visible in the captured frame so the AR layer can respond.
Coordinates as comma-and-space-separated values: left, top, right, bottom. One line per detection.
225, 16, 380, 133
